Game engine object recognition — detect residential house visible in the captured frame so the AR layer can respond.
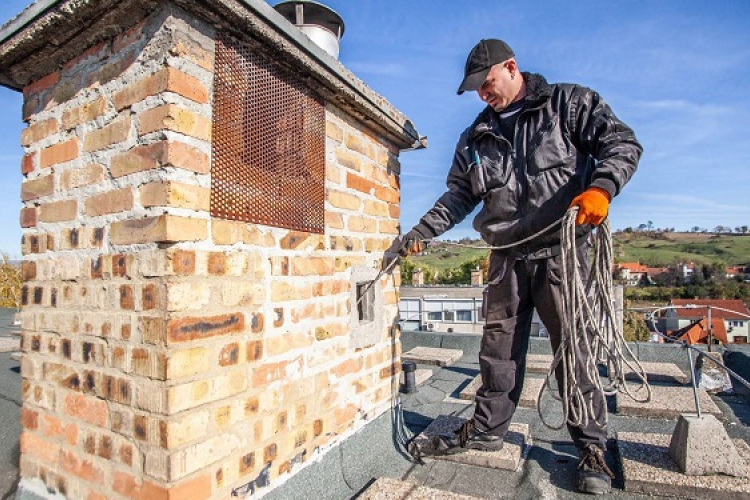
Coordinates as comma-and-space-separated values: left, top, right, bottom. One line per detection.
663, 299, 750, 344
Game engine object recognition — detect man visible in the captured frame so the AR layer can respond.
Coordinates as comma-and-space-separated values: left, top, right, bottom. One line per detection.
398, 39, 642, 495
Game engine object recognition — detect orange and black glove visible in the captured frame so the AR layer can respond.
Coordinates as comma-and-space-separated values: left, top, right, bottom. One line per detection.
397, 229, 428, 256
569, 187, 611, 226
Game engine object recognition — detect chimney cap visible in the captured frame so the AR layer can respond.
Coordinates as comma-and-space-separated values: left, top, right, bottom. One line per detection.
274, 1, 345, 38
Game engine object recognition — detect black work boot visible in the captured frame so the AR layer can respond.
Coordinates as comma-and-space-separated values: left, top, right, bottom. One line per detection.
577, 444, 614, 495
429, 419, 504, 455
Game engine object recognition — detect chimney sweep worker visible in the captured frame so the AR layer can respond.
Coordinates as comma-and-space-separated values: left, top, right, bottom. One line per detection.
396, 39, 642, 495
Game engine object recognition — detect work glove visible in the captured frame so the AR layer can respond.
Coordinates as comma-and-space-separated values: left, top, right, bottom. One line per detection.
396, 228, 429, 257
569, 187, 611, 226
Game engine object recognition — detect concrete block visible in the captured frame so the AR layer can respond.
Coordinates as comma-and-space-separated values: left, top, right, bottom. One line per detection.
526, 353, 553, 374
459, 375, 544, 409
623, 362, 688, 384
668, 414, 746, 477
616, 385, 721, 419
697, 353, 732, 393
358, 477, 484, 500
412, 415, 527, 470
519, 377, 545, 408
619, 431, 750, 499
402, 347, 463, 367
399, 368, 432, 387
0, 337, 20, 353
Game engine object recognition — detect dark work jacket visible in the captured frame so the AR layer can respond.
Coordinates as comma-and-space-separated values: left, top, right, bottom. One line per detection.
412, 73, 642, 258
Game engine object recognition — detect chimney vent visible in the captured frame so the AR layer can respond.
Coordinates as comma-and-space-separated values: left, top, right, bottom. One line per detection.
274, 1, 345, 59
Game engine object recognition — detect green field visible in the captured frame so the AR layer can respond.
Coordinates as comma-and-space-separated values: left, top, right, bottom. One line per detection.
408, 231, 750, 273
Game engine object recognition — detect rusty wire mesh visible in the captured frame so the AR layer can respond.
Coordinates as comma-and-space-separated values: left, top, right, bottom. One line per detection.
211, 33, 325, 233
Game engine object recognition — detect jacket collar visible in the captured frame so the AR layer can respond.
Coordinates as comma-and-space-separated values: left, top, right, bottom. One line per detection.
468, 72, 552, 140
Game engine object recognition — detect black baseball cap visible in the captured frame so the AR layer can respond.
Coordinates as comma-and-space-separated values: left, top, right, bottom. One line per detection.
457, 39, 515, 95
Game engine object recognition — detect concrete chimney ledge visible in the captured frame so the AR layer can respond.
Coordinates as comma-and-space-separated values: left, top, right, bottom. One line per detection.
0, 0, 421, 149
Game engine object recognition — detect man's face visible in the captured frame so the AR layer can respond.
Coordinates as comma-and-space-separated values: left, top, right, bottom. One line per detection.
476, 62, 515, 111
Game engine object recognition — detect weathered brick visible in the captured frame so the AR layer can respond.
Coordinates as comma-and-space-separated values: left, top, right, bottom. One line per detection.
110, 215, 207, 244
21, 152, 36, 175
138, 104, 211, 141
84, 114, 131, 152
270, 282, 311, 302
39, 138, 78, 168
211, 220, 276, 246
167, 313, 245, 343
326, 212, 344, 229
114, 67, 210, 110
326, 121, 343, 142
21, 174, 54, 201
291, 257, 334, 276
167, 347, 211, 380
23, 70, 60, 99
167, 281, 211, 311
163, 411, 209, 449
64, 393, 108, 427
220, 282, 265, 307
170, 250, 196, 276
171, 30, 215, 72
364, 199, 389, 217
20, 207, 37, 228
347, 172, 378, 195
327, 189, 361, 210
111, 140, 209, 177
85, 187, 134, 216
348, 215, 377, 233
376, 185, 399, 203
60, 450, 104, 483
379, 220, 400, 235
38, 199, 77, 223
62, 97, 107, 129
40, 414, 78, 446
326, 161, 342, 184
21, 118, 59, 146
344, 133, 371, 157
139, 181, 210, 211
279, 232, 324, 251
20, 431, 60, 464
336, 149, 362, 172
61, 163, 106, 190
112, 471, 169, 500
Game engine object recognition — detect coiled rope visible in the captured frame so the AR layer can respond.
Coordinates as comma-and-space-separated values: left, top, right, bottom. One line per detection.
432, 207, 651, 430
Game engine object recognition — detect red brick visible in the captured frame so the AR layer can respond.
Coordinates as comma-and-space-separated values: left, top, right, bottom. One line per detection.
114, 67, 210, 110
167, 313, 245, 343
20, 431, 60, 464
38, 199, 77, 222
23, 71, 60, 99
60, 450, 104, 483
20, 407, 38, 430
112, 471, 169, 500
83, 115, 131, 152
138, 104, 211, 141
347, 172, 378, 195
39, 138, 78, 168
21, 152, 36, 175
110, 215, 207, 245
21, 118, 59, 146
20, 207, 37, 228
64, 393, 108, 427
171, 250, 195, 275
85, 187, 134, 216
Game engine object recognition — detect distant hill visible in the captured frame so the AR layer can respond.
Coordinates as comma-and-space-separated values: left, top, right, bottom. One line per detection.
408, 231, 750, 272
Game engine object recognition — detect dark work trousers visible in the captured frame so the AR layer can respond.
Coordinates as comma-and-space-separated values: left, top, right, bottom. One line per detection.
473, 245, 608, 450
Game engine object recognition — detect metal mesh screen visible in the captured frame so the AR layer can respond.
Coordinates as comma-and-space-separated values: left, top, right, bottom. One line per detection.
211, 33, 325, 233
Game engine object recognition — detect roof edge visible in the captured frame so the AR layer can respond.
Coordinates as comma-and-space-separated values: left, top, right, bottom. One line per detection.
0, 0, 423, 150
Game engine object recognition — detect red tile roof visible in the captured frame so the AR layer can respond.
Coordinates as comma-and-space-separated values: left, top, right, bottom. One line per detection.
670, 299, 750, 319
616, 262, 648, 272
677, 317, 728, 345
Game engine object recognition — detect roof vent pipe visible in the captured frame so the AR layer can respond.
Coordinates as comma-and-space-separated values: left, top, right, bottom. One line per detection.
273, 1, 345, 59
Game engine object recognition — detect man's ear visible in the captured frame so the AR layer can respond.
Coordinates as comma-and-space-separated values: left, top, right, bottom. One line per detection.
505, 58, 518, 73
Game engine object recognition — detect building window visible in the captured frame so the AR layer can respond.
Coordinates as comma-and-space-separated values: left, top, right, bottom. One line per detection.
427, 311, 443, 321
356, 283, 375, 323
211, 32, 325, 233
456, 310, 473, 322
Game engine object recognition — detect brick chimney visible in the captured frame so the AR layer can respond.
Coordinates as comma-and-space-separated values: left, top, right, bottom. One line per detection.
1, 1, 422, 499
471, 266, 483, 286
412, 268, 424, 286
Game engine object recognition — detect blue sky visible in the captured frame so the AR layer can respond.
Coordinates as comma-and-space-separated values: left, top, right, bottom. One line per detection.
1, 1, 749, 256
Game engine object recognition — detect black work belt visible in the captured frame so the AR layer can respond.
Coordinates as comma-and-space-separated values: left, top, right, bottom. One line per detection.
499, 232, 590, 261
